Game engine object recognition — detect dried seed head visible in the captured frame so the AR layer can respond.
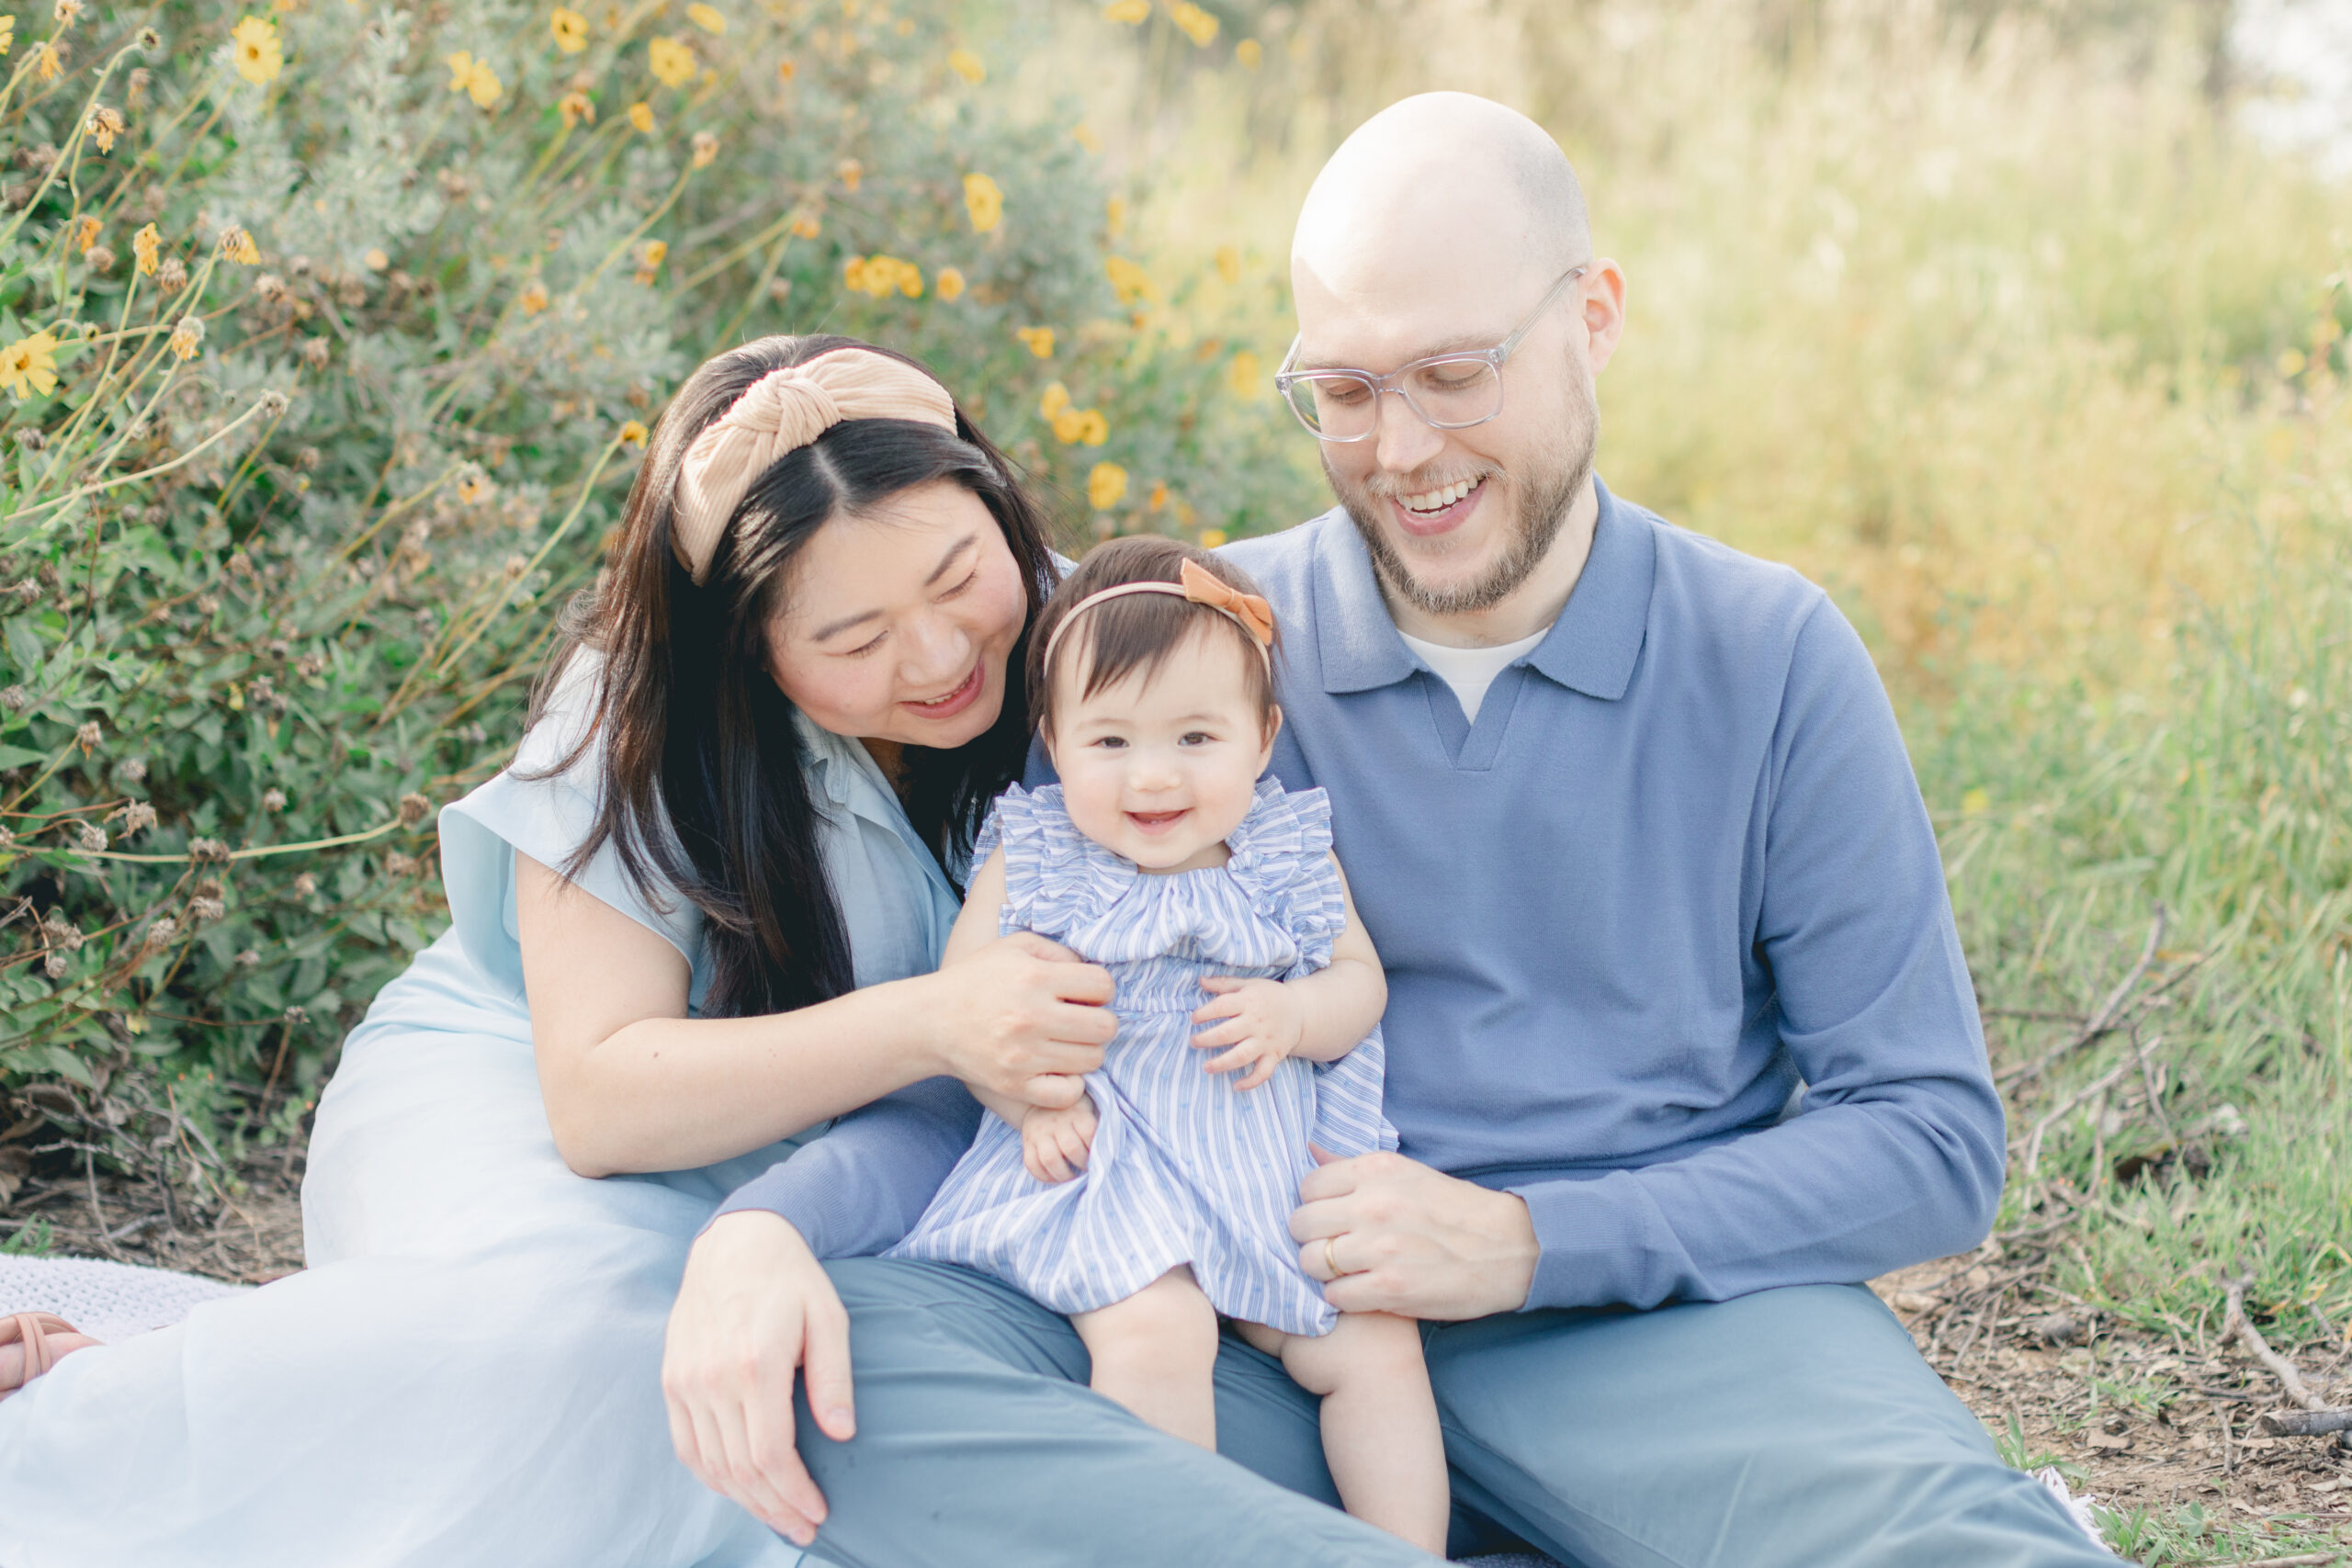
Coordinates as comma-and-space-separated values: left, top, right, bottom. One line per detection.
166, 313, 204, 360
254, 272, 288, 304
188, 837, 231, 863
74, 821, 107, 852
13, 428, 43, 451
0, 824, 13, 848
52, 0, 81, 27
397, 792, 431, 827
385, 852, 417, 877
284, 1005, 310, 1025
292, 872, 318, 898
119, 756, 146, 783
189, 894, 225, 921
121, 800, 156, 834
236, 948, 260, 966
74, 718, 102, 750
146, 916, 178, 945
261, 787, 287, 813
300, 337, 330, 370
259, 389, 288, 416
43, 951, 67, 979
84, 244, 114, 273
158, 256, 187, 294
0, 686, 28, 714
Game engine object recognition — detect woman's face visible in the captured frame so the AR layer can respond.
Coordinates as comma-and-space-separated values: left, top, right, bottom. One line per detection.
763, 479, 1030, 749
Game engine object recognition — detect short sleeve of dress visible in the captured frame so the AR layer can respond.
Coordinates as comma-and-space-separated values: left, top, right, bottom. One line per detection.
436, 653, 705, 1009
1221, 783, 1346, 977
975, 784, 1135, 944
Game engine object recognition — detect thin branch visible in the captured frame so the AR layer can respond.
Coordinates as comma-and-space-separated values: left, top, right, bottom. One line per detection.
1997, 907, 2169, 1089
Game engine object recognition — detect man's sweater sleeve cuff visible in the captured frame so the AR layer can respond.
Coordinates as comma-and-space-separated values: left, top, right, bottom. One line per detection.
1507, 1172, 1674, 1312
708, 1150, 862, 1258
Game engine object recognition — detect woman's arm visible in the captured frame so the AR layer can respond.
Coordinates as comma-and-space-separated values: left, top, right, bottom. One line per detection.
518, 851, 1114, 1177
1191, 854, 1387, 1085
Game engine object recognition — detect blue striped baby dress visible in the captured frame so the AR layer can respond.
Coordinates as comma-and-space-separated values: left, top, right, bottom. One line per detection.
887, 778, 1396, 1337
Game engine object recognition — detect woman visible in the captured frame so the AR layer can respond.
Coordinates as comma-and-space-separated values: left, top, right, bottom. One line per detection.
0, 335, 1114, 1568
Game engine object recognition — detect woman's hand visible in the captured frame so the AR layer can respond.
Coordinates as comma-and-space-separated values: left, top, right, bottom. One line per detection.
1191, 976, 1307, 1089
662, 1212, 854, 1547
928, 931, 1117, 1108
1021, 1093, 1099, 1183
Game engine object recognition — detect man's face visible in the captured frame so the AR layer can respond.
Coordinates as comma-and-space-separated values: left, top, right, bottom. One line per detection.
1293, 255, 1621, 616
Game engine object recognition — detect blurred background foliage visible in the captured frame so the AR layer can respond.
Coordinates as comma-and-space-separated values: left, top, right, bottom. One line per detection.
1, 0, 2347, 1438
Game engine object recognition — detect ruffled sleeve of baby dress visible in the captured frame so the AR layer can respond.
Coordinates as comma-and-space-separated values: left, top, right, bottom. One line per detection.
436, 650, 710, 1014
1221, 781, 1400, 1159
973, 783, 1139, 950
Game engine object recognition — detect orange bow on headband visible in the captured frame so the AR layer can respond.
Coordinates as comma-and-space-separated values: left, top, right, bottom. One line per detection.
1042, 558, 1278, 673
671, 348, 958, 584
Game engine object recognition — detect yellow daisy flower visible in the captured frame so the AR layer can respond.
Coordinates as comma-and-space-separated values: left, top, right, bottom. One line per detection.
776, 57, 797, 82
935, 266, 966, 300
71, 215, 99, 254
685, 3, 724, 33
220, 226, 262, 265
1050, 407, 1087, 444
1199, 526, 1227, 547
1106, 195, 1125, 237
520, 282, 550, 315
1101, 0, 1148, 23
559, 90, 594, 127
963, 172, 1002, 234
1075, 409, 1108, 446
1236, 38, 1261, 68
619, 420, 648, 447
1216, 244, 1241, 284
34, 39, 60, 79
628, 100, 654, 132
446, 51, 502, 107
1039, 382, 1070, 420
132, 222, 160, 276
1104, 254, 1155, 305
1226, 349, 1261, 400
550, 6, 588, 52
1087, 461, 1127, 511
789, 212, 821, 239
691, 130, 718, 168
946, 46, 983, 84
648, 36, 695, 87
0, 17, 15, 55
1015, 325, 1055, 358
1169, 1, 1217, 45
0, 332, 61, 399
231, 15, 283, 83
166, 314, 205, 362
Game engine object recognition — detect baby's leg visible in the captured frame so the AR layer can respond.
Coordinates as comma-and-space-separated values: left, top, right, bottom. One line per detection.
1070, 1267, 1221, 1450
1237, 1313, 1448, 1555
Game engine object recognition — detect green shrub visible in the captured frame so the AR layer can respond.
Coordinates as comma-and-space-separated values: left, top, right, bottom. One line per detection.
0, 0, 1300, 1187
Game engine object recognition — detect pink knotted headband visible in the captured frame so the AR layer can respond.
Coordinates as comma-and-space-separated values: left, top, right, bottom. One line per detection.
671, 347, 959, 584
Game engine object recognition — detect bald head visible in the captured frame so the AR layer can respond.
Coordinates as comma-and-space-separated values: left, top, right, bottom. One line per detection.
1294, 93, 1589, 309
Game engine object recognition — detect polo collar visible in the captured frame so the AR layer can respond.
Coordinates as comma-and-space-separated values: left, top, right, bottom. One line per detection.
1309, 475, 1655, 702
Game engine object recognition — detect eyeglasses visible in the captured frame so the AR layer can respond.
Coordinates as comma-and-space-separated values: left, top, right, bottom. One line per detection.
1272, 265, 1590, 443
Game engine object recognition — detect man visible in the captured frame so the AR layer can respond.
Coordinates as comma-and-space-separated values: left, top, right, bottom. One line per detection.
682, 93, 2115, 1566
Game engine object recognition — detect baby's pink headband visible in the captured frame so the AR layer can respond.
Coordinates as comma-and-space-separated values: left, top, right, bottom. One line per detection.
671, 347, 958, 584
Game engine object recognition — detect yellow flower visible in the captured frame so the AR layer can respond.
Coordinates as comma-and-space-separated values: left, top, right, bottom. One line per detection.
231, 14, 282, 81
1104, 254, 1155, 305
0, 332, 61, 399
776, 56, 797, 83
634, 238, 667, 285
1071, 121, 1101, 153
963, 172, 1002, 234
220, 226, 262, 265
686, 2, 725, 32
692, 130, 718, 168
628, 100, 654, 132
446, 51, 503, 107
559, 90, 594, 127
1087, 461, 1127, 511
1050, 407, 1087, 443
837, 157, 862, 192
71, 215, 99, 254
520, 281, 550, 314
946, 46, 983, 83
789, 211, 821, 239
364, 246, 390, 270
887, 255, 922, 297
1216, 243, 1240, 284
1199, 526, 1227, 548
166, 314, 205, 362
1148, 480, 1168, 511
0, 17, 14, 54
1169, 1, 1217, 45
132, 222, 160, 276
1105, 196, 1125, 238
85, 104, 124, 154
842, 255, 869, 293
1235, 37, 1261, 68
550, 6, 588, 51
619, 420, 648, 447
648, 36, 695, 87
51, 0, 76, 24
934, 265, 966, 300
1226, 349, 1261, 400
1101, 0, 1148, 22
1015, 326, 1055, 358
1039, 382, 1070, 419
1076, 409, 1108, 446
34, 39, 59, 79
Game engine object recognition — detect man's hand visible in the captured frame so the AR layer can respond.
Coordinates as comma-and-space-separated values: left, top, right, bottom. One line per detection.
1290, 1151, 1540, 1320
662, 1212, 854, 1547
1021, 1093, 1099, 1183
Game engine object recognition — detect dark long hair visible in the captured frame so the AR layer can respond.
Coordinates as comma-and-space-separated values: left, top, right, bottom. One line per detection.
532, 334, 1058, 1019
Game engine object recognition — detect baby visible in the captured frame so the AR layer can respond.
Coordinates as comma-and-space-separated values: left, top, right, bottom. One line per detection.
887, 536, 1447, 1554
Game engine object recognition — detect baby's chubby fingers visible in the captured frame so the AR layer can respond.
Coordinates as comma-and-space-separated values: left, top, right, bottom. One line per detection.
1202, 1040, 1264, 1077
1189, 1015, 1252, 1052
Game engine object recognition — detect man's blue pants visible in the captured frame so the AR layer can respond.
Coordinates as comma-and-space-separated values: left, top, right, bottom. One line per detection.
797, 1258, 2114, 1567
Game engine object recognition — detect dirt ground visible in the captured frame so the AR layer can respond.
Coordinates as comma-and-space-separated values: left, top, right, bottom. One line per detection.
8, 1148, 2348, 1562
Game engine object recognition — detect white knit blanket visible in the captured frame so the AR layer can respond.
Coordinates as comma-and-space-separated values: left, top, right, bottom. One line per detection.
0, 1255, 252, 1344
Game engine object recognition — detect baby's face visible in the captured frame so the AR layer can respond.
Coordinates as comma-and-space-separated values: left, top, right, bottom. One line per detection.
1046, 625, 1278, 873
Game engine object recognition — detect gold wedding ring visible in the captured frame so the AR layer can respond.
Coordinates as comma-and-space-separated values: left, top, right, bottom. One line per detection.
1321, 1235, 1342, 1279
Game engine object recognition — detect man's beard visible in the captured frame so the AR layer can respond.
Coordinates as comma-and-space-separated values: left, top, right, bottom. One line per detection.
1327, 367, 1599, 618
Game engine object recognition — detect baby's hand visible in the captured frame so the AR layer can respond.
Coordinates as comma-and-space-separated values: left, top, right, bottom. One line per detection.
1021, 1094, 1098, 1184
1190, 976, 1306, 1090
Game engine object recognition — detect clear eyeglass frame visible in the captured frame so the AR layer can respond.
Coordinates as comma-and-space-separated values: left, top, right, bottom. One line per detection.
1272, 264, 1591, 443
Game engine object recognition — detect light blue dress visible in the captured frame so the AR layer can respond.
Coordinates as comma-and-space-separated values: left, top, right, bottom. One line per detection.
887, 781, 1395, 1337
0, 655, 960, 1568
